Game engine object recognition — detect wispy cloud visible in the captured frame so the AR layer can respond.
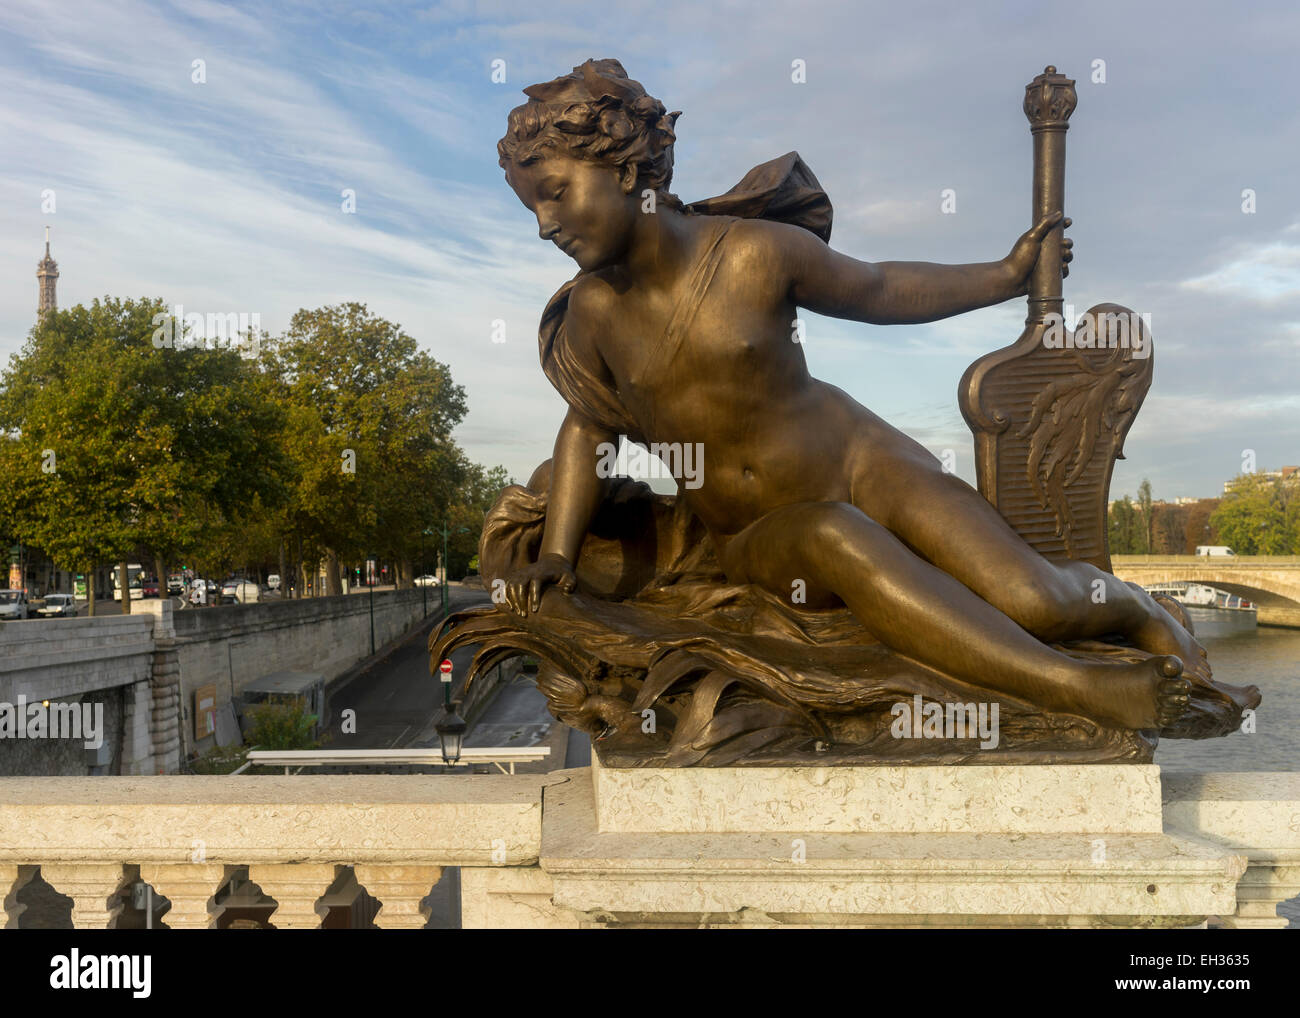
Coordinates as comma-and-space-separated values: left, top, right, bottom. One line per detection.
3, 0, 1298, 498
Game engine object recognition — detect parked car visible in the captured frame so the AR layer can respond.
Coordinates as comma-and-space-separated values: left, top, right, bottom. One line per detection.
414, 574, 440, 587
141, 577, 160, 598
37, 594, 78, 618
0, 590, 34, 620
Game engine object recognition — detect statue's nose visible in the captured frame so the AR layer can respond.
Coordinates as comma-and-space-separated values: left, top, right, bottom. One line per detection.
538, 219, 560, 241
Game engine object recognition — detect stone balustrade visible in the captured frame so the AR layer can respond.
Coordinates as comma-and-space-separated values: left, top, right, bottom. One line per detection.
0, 769, 1296, 929
0, 774, 559, 929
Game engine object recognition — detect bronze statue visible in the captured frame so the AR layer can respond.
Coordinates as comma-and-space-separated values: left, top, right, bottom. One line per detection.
432, 60, 1259, 766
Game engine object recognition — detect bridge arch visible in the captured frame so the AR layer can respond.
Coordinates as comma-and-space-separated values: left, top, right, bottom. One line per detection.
1110, 556, 1300, 629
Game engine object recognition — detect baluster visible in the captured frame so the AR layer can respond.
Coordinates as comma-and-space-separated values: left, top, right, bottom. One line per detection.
40, 864, 129, 929
138, 864, 229, 930
247, 864, 337, 929
1219, 864, 1300, 929
354, 865, 442, 929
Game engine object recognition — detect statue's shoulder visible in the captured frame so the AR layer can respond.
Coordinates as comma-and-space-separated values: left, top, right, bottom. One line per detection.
539, 271, 633, 435
712, 215, 816, 271
542, 272, 616, 360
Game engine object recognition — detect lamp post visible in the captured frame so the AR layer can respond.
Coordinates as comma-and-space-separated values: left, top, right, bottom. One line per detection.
435, 658, 466, 767
366, 554, 375, 655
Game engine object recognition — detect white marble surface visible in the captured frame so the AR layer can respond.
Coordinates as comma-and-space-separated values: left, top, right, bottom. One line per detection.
543, 767, 1245, 927
592, 756, 1165, 834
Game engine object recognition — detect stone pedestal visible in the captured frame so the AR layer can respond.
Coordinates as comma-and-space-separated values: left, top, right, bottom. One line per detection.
533, 763, 1246, 928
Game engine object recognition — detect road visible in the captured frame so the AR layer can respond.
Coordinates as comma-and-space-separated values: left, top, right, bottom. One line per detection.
325, 585, 493, 750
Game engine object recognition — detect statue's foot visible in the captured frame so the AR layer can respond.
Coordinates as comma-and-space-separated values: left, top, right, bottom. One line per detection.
1070, 654, 1190, 730
1129, 598, 1213, 689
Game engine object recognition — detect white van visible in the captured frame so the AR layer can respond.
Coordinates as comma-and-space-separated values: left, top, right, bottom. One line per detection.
1195, 546, 1235, 557
0, 590, 33, 620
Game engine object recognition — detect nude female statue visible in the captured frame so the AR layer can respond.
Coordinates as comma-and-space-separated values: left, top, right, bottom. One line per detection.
495, 58, 1199, 732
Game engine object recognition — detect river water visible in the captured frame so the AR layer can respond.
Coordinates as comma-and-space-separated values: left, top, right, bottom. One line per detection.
1154, 608, 1298, 772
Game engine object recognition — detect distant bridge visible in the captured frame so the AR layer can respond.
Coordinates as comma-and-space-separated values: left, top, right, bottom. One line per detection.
1110, 555, 1300, 629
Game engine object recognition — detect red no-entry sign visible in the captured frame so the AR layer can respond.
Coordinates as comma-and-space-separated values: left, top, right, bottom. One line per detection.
439, 659, 453, 681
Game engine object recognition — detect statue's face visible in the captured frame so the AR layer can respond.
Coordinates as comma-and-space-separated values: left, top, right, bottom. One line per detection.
507, 153, 638, 272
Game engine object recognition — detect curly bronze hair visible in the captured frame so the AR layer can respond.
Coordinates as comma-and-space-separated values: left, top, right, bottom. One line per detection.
498, 58, 686, 211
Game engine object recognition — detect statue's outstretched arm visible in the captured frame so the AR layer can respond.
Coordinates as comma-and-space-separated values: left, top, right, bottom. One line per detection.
783, 212, 1066, 325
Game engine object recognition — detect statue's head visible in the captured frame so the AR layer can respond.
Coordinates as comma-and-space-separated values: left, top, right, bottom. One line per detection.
499, 58, 682, 270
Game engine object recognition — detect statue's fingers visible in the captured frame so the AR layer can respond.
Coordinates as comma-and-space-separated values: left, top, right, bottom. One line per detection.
1063, 217, 1072, 229
1030, 210, 1064, 238
529, 578, 541, 613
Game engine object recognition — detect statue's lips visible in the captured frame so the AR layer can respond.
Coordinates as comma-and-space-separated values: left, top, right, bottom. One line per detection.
558, 238, 578, 255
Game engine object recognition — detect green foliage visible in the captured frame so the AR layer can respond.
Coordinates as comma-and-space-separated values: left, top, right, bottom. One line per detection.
243, 698, 320, 750
1109, 480, 1228, 555
0, 297, 288, 594
261, 303, 487, 584
1, 297, 511, 591
1108, 495, 1141, 555
1210, 473, 1299, 554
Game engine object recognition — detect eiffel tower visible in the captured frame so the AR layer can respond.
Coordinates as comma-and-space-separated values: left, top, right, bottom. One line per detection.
37, 225, 58, 316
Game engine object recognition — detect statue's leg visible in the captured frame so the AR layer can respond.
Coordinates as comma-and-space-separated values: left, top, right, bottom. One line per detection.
851, 447, 1212, 684
718, 501, 1189, 730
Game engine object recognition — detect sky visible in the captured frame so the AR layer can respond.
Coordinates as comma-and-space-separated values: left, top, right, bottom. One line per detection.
2, 0, 1297, 500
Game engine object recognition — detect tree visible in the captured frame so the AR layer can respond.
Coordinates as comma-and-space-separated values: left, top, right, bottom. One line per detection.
1183, 498, 1219, 554
262, 303, 471, 592
1107, 496, 1141, 555
0, 301, 153, 614
1211, 473, 1297, 554
0, 298, 289, 612
1136, 478, 1154, 554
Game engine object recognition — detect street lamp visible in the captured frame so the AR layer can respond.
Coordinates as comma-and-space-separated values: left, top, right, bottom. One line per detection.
435, 658, 466, 766
436, 706, 467, 766
366, 553, 376, 655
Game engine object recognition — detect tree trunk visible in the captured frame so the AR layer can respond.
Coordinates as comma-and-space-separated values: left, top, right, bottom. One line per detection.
326, 550, 341, 596
155, 552, 169, 605
118, 561, 131, 615
279, 540, 287, 598
86, 568, 96, 617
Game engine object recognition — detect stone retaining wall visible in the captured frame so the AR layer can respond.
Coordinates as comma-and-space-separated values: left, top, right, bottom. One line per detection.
0, 591, 429, 776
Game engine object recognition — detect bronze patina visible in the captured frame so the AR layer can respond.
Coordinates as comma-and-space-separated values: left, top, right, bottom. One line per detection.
432, 60, 1259, 766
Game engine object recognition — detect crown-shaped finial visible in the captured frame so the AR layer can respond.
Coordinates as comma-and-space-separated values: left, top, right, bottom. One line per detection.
1023, 65, 1077, 130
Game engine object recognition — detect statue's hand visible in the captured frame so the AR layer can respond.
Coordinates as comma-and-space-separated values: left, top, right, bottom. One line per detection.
503, 553, 577, 616
1006, 211, 1073, 295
